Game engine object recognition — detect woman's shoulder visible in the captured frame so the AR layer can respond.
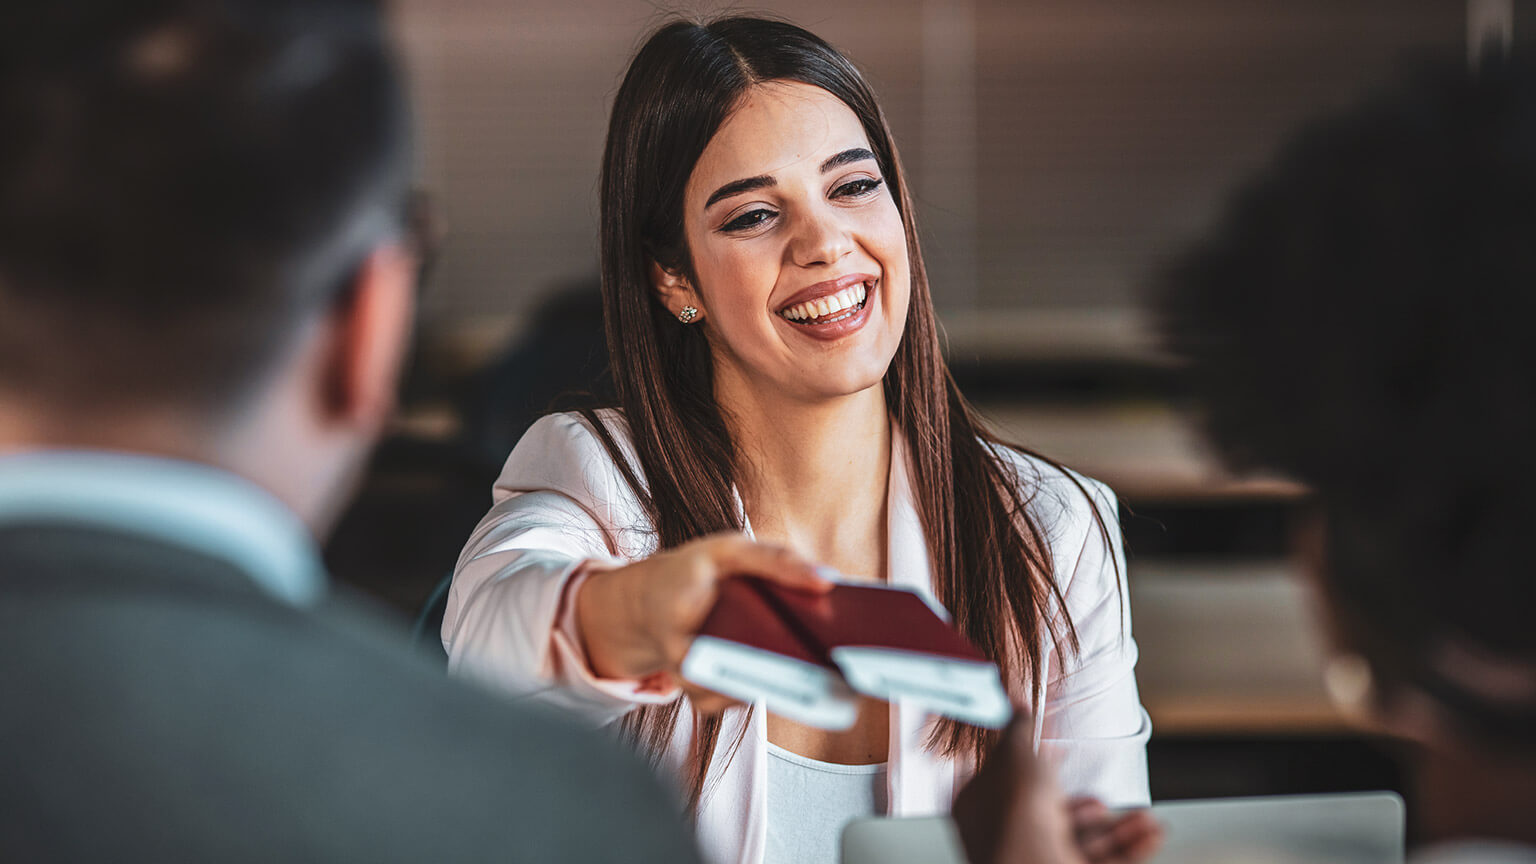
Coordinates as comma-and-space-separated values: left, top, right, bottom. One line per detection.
983, 443, 1127, 623
493, 409, 650, 523
984, 440, 1119, 566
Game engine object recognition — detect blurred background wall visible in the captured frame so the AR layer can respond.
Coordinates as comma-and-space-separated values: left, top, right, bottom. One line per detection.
330, 0, 1525, 815
395, 0, 1461, 358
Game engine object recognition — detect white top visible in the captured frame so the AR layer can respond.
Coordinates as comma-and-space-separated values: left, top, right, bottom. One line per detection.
764, 744, 888, 864
443, 409, 1152, 864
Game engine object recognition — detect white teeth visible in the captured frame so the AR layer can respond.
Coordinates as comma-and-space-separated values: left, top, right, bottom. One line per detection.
779, 282, 871, 323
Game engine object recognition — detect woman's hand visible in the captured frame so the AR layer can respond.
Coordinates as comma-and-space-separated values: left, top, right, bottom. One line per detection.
574, 533, 829, 709
953, 717, 1162, 864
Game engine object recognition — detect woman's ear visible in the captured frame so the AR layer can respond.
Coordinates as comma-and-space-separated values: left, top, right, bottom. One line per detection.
648, 259, 704, 323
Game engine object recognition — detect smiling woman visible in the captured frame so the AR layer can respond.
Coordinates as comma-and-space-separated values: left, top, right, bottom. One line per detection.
655, 81, 910, 402
441, 17, 1152, 864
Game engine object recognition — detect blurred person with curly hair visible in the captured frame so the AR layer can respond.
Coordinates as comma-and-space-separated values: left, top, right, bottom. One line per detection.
955, 49, 1536, 864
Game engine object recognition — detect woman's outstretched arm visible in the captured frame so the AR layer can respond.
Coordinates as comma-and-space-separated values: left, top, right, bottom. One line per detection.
443, 412, 826, 722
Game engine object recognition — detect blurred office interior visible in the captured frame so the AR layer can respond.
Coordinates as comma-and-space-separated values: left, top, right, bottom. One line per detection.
323, 0, 1530, 825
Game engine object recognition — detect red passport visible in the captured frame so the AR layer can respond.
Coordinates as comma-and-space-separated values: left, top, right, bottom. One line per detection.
680, 577, 1012, 730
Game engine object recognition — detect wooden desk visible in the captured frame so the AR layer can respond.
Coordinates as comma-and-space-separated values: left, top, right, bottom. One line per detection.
1130, 560, 1350, 735
975, 401, 1304, 503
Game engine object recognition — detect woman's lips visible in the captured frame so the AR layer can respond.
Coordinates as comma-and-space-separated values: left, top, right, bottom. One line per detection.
776, 280, 877, 341
774, 272, 877, 316
779, 280, 868, 323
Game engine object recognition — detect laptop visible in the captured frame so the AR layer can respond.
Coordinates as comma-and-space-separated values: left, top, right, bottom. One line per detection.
841, 791, 1405, 864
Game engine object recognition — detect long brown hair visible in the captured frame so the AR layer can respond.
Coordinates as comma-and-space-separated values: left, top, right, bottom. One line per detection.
590, 16, 1108, 810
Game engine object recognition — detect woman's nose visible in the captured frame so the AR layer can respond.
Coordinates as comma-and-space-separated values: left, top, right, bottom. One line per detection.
787, 208, 854, 268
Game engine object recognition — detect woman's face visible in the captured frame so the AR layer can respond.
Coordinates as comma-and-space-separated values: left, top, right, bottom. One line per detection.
672, 80, 911, 403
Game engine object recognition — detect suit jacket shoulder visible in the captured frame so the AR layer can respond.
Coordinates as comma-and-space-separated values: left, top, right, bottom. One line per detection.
0, 522, 698, 863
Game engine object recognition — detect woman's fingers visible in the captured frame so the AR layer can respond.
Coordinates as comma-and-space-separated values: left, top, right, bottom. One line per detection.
680, 681, 742, 715
704, 534, 829, 592
578, 533, 831, 684
646, 534, 831, 673
635, 670, 678, 694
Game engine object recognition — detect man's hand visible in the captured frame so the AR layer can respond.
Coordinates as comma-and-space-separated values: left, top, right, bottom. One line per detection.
952, 717, 1162, 864
1068, 797, 1163, 864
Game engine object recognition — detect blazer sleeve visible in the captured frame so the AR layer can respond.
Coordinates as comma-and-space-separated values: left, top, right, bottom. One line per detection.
441, 412, 679, 725
1034, 475, 1153, 808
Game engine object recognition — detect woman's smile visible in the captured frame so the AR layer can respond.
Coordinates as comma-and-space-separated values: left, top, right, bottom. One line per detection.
775, 274, 878, 341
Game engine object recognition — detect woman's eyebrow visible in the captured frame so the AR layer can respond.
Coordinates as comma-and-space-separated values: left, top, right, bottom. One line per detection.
820, 147, 875, 173
705, 175, 774, 210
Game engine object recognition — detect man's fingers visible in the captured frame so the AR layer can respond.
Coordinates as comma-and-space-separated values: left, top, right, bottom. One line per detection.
1108, 811, 1163, 861
1079, 828, 1119, 862
1078, 810, 1163, 864
991, 711, 1032, 757
710, 538, 829, 592
1069, 796, 1110, 825
993, 712, 1050, 790
1114, 824, 1163, 864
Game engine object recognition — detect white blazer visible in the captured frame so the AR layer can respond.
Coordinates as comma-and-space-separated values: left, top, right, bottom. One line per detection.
443, 410, 1152, 864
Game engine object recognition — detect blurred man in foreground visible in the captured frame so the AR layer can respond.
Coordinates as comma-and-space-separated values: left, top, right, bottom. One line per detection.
955, 51, 1536, 864
0, 2, 698, 861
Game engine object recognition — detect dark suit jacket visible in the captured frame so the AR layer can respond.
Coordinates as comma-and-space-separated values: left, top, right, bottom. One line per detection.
0, 521, 700, 863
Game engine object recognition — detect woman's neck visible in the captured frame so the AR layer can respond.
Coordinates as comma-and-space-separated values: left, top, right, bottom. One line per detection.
718, 378, 892, 580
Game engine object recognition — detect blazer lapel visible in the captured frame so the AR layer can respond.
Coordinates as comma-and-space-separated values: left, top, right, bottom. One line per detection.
884, 424, 957, 815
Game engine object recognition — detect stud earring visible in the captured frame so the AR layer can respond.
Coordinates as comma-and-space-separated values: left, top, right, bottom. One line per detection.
678, 305, 699, 324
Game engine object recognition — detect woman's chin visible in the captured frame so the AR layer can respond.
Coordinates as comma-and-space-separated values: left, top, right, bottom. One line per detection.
780, 364, 891, 403
716, 335, 899, 406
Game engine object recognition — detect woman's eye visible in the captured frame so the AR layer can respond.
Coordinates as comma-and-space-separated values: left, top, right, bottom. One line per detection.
722, 208, 776, 232
833, 177, 884, 198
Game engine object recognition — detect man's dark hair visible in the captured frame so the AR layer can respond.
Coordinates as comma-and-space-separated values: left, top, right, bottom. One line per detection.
0, 0, 410, 413
1155, 51, 1536, 749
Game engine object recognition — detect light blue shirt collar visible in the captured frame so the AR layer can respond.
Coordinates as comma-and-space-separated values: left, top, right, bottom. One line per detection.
0, 450, 326, 606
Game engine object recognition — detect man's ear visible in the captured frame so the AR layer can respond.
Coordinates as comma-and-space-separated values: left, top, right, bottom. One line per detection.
320, 243, 417, 429
648, 258, 703, 322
